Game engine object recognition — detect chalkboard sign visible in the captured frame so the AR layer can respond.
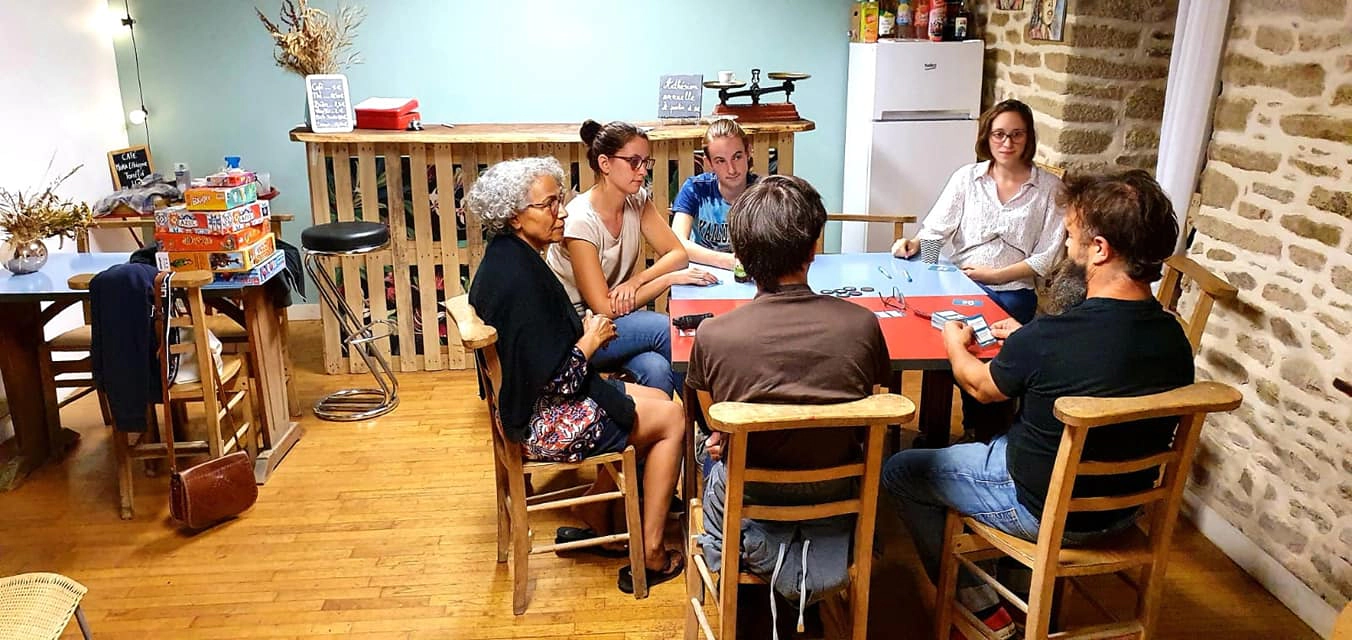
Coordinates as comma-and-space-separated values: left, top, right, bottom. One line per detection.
107, 145, 154, 190
658, 74, 703, 120
305, 73, 354, 133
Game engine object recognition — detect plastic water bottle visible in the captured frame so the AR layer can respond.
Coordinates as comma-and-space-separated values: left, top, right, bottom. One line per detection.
174, 162, 191, 193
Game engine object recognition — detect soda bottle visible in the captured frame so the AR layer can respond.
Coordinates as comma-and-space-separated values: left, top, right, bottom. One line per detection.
897, 1, 912, 36
928, 0, 946, 42
914, 2, 929, 39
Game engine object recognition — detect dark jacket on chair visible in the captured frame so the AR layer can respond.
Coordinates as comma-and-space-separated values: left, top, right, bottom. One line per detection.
468, 234, 635, 443
90, 261, 160, 432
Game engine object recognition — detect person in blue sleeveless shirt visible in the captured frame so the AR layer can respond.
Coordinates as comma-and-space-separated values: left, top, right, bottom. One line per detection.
671, 119, 759, 270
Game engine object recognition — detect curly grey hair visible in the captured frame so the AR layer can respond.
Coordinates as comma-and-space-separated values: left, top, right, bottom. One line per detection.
463, 157, 566, 238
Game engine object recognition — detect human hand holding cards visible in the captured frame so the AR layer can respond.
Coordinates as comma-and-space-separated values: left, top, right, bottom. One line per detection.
934, 311, 998, 348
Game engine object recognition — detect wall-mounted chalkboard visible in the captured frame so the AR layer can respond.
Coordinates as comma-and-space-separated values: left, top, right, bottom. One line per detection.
658, 74, 703, 120
107, 145, 154, 190
305, 73, 354, 134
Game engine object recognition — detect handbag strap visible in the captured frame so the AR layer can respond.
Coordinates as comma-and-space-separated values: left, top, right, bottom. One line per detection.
154, 271, 179, 473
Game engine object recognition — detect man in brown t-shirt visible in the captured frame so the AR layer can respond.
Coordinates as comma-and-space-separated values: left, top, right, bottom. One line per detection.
687, 176, 891, 591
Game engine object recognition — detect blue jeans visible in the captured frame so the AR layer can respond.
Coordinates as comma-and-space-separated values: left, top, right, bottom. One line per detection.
977, 284, 1038, 325
883, 437, 1135, 605
591, 310, 679, 395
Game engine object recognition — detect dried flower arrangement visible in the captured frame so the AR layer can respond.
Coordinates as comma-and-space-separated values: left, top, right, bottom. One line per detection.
0, 162, 93, 246
257, 0, 365, 77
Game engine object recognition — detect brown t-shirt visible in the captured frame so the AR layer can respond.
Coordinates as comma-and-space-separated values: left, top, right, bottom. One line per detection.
686, 284, 892, 470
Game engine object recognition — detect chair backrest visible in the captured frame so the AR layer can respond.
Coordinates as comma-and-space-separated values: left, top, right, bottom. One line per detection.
1155, 255, 1238, 354
1036, 161, 1066, 179
818, 213, 918, 254
446, 294, 522, 467
698, 390, 915, 637
1032, 382, 1242, 571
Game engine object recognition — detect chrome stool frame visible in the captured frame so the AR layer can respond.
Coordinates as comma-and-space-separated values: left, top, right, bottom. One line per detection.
303, 239, 399, 421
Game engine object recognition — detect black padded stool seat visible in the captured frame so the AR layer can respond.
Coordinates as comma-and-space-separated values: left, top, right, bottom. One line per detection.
301, 221, 390, 254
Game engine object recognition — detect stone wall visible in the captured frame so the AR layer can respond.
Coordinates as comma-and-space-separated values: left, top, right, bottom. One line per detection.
972, 0, 1177, 174
1186, 0, 1352, 611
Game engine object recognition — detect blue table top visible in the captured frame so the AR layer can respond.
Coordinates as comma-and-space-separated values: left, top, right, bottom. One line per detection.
671, 252, 985, 300
0, 252, 276, 301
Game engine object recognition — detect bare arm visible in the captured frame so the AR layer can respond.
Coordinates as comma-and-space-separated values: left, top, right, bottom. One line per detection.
625, 199, 689, 307
943, 322, 1009, 404
672, 211, 736, 269
565, 239, 622, 317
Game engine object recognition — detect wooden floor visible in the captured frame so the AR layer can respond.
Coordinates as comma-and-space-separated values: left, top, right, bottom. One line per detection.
0, 321, 1316, 639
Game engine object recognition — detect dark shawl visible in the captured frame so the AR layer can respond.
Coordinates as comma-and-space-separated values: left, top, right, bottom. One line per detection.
468, 233, 635, 443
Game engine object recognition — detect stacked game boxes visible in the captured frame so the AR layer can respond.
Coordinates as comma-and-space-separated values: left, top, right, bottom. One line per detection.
155, 171, 284, 283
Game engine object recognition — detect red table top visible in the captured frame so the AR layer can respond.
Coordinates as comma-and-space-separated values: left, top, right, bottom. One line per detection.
670, 293, 1007, 371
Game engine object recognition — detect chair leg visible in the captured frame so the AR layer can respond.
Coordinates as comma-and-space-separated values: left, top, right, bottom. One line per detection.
74, 604, 92, 639
493, 453, 510, 563
934, 511, 963, 639
112, 431, 134, 520
1135, 559, 1170, 640
621, 447, 648, 600
1026, 565, 1060, 640
507, 465, 531, 615
97, 389, 114, 426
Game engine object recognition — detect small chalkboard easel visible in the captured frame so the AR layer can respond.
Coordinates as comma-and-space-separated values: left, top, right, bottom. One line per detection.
107, 145, 154, 190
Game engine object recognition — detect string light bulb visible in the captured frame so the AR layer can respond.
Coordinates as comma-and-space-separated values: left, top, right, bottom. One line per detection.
128, 107, 148, 125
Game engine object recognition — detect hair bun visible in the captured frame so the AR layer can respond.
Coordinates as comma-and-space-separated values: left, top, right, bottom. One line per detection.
580, 119, 602, 146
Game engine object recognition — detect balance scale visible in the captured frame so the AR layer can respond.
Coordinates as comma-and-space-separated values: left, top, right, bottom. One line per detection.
704, 69, 811, 122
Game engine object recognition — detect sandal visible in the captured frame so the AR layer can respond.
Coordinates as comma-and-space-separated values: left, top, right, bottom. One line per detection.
617, 548, 685, 594
554, 527, 629, 559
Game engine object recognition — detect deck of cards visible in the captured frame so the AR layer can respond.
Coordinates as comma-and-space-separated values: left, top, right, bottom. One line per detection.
931, 311, 998, 347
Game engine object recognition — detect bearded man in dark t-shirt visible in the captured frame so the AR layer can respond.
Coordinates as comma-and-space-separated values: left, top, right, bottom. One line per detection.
882, 170, 1194, 637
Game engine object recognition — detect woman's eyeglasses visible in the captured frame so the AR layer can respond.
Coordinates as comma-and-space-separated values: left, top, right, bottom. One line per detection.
524, 190, 566, 213
877, 286, 932, 319
990, 130, 1027, 144
608, 154, 656, 171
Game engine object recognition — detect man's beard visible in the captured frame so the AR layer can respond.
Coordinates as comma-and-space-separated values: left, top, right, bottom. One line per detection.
1045, 257, 1088, 315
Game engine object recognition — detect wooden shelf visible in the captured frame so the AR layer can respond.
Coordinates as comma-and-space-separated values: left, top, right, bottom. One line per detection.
290, 120, 815, 144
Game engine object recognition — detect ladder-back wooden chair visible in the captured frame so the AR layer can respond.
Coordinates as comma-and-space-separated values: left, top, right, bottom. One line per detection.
685, 391, 915, 640
818, 214, 918, 254
936, 382, 1242, 640
1155, 255, 1238, 355
70, 270, 259, 519
446, 294, 649, 614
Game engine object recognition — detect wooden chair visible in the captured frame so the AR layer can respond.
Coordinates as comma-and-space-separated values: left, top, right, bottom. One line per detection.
817, 213, 918, 254
1036, 161, 1067, 179
446, 294, 649, 614
1155, 255, 1238, 354
935, 382, 1242, 640
1336, 598, 1352, 640
0, 572, 91, 639
70, 270, 259, 519
685, 391, 916, 640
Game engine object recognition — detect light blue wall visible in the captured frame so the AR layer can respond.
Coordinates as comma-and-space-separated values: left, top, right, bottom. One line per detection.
112, 0, 852, 254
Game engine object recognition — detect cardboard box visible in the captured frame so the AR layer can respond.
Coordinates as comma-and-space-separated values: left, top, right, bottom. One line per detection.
183, 181, 257, 211
157, 233, 276, 273
156, 199, 270, 235
213, 250, 287, 286
850, 1, 879, 43
156, 220, 269, 252
203, 170, 256, 188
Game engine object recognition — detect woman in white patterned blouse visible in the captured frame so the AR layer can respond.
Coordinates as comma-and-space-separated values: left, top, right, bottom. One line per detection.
892, 99, 1066, 325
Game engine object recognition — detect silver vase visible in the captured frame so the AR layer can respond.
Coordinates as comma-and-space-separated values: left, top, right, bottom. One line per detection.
1, 237, 49, 275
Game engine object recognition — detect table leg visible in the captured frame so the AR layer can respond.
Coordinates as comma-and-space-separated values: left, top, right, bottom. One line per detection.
0, 301, 76, 490
917, 370, 955, 449
242, 287, 302, 484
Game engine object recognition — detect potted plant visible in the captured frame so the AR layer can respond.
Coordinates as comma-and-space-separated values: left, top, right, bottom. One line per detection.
257, 0, 364, 80
0, 164, 93, 275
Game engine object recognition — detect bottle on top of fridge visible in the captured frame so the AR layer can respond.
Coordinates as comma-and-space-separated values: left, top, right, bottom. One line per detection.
927, 0, 946, 42
954, 0, 973, 39
913, 2, 929, 39
896, 1, 912, 35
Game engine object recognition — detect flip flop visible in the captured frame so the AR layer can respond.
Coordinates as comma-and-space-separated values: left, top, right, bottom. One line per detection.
617, 548, 685, 594
554, 526, 629, 558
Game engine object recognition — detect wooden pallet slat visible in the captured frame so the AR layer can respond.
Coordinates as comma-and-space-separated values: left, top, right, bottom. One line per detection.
356, 143, 392, 368
434, 143, 465, 369
330, 143, 369, 374
459, 145, 483, 277
753, 134, 772, 178
652, 140, 673, 216
382, 143, 418, 373
305, 143, 343, 374
408, 143, 444, 371
775, 133, 795, 175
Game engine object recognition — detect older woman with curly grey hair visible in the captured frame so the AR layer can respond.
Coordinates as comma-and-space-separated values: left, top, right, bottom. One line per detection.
467, 157, 686, 593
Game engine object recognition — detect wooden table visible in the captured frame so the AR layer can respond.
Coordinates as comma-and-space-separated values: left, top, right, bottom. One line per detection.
290, 120, 816, 374
0, 252, 302, 489
669, 253, 1008, 448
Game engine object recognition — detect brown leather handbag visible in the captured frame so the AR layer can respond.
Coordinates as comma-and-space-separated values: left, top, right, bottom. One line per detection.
169, 451, 258, 529
155, 272, 258, 530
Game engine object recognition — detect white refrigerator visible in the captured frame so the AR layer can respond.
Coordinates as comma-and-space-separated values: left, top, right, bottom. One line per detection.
840, 40, 985, 253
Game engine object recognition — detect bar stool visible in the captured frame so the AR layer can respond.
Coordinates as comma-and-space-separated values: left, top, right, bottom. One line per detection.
301, 221, 399, 421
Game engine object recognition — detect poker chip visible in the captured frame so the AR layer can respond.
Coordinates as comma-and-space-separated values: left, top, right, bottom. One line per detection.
861, 286, 875, 292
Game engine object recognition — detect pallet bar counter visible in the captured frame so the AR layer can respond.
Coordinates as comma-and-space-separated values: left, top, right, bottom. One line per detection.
290, 120, 815, 374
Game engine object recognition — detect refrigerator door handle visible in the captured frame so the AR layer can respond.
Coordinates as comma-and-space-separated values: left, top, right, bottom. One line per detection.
877, 109, 973, 122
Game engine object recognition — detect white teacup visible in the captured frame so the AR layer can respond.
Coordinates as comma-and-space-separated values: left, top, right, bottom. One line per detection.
718, 70, 734, 83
